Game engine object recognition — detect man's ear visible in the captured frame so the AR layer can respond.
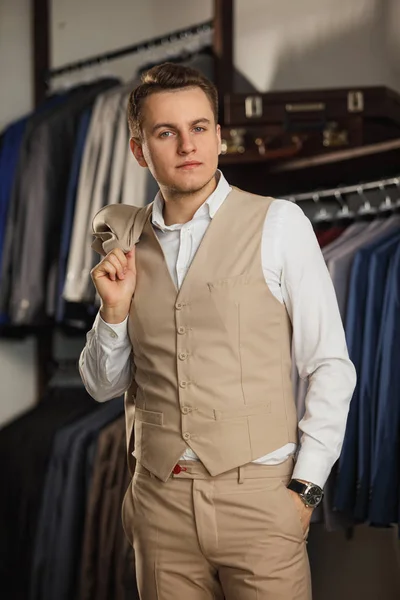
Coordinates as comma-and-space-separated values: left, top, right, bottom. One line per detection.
216, 124, 222, 156
130, 138, 148, 167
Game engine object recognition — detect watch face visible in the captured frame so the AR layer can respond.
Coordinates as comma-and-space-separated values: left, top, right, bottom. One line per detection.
304, 485, 323, 507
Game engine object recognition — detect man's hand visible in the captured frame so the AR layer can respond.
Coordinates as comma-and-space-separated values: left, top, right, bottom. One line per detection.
90, 247, 136, 323
288, 489, 313, 536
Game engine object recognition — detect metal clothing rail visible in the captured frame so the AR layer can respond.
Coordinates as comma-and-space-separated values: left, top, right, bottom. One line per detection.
287, 175, 400, 202
46, 20, 213, 80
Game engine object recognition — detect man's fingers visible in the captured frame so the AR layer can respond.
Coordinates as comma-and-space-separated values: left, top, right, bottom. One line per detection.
111, 248, 128, 269
100, 261, 117, 281
105, 253, 125, 280
96, 247, 135, 281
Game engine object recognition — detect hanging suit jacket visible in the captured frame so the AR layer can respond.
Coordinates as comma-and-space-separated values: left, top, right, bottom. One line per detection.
354, 232, 400, 521
326, 219, 387, 320
369, 242, 400, 525
334, 216, 400, 515
0, 386, 97, 600
0, 94, 66, 320
1, 80, 119, 325
30, 397, 123, 600
79, 416, 138, 600
56, 108, 92, 321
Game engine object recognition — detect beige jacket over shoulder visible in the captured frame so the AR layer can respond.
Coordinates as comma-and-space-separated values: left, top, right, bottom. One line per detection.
92, 188, 298, 482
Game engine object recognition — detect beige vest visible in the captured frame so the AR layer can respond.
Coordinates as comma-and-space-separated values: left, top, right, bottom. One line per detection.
92, 188, 298, 482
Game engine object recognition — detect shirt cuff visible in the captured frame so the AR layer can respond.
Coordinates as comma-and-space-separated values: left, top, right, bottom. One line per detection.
93, 311, 129, 346
292, 448, 333, 489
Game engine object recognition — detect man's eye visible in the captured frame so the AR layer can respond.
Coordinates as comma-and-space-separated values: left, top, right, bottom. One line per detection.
160, 131, 173, 138
194, 127, 205, 132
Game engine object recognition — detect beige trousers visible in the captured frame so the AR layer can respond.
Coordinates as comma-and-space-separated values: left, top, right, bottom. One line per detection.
122, 458, 312, 600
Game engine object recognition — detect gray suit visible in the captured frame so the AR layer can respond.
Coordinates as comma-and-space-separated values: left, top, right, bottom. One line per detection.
64, 80, 151, 304
327, 216, 400, 320
63, 89, 118, 303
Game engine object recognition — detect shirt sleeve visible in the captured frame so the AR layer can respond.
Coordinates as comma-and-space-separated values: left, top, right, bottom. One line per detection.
79, 202, 151, 399
267, 200, 357, 488
79, 311, 133, 402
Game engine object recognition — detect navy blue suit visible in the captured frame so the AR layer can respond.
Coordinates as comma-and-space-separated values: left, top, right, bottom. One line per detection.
354, 233, 400, 520
369, 241, 400, 525
334, 229, 400, 516
56, 108, 92, 322
0, 118, 29, 323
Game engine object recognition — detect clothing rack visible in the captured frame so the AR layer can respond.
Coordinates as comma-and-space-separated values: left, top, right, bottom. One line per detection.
288, 175, 400, 202
45, 20, 213, 81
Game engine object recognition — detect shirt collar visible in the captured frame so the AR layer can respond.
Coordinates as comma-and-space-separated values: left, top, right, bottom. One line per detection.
152, 170, 232, 232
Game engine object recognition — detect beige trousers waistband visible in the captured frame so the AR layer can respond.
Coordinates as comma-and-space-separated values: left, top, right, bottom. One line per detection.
135, 456, 294, 482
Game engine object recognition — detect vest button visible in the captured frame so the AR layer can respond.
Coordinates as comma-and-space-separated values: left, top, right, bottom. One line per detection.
183, 432, 191, 441
179, 380, 188, 389
178, 352, 188, 361
175, 302, 183, 310
177, 326, 186, 335
181, 406, 191, 414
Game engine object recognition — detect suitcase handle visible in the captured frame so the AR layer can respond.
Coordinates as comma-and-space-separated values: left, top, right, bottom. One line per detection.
284, 102, 327, 132
254, 135, 303, 160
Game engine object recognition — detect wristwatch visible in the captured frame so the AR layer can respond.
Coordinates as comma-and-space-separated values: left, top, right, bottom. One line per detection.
287, 479, 324, 508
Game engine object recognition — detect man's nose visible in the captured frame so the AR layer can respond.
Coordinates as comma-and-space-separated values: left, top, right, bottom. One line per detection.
178, 133, 196, 154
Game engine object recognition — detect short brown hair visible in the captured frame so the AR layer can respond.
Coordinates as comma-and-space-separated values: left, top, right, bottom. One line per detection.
127, 62, 218, 139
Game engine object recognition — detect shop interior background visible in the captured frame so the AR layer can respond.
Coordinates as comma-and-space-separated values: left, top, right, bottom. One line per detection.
1, 1, 400, 598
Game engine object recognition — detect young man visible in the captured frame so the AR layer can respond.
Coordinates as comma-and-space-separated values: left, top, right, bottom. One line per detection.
80, 63, 356, 600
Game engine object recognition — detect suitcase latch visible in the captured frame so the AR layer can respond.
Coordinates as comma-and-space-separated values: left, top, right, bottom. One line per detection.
348, 91, 364, 113
323, 122, 349, 147
245, 96, 263, 118
221, 128, 246, 154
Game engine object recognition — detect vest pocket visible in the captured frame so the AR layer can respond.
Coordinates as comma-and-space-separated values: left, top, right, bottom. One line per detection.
214, 401, 271, 420
135, 407, 164, 426
207, 274, 251, 290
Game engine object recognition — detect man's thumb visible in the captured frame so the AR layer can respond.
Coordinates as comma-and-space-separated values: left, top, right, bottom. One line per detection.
125, 246, 136, 269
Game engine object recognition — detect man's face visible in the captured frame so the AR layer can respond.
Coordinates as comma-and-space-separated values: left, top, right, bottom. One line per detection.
131, 87, 221, 194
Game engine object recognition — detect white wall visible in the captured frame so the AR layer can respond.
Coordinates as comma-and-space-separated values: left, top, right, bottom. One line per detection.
0, 0, 37, 426
234, 0, 400, 92
0, 0, 33, 130
49, 0, 400, 93
51, 0, 213, 67
50, 0, 213, 87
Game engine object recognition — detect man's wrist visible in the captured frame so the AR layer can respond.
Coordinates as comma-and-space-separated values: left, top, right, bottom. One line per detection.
288, 479, 324, 508
100, 304, 130, 324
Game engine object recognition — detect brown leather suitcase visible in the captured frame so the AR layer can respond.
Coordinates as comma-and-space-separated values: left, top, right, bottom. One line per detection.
219, 86, 400, 164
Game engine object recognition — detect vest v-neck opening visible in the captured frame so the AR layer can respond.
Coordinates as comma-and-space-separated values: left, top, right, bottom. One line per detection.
145, 188, 236, 298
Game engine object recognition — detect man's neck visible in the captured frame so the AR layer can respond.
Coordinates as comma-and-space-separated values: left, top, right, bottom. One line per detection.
161, 175, 218, 226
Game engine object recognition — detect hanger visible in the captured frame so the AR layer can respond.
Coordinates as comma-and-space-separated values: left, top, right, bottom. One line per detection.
334, 189, 355, 222
356, 186, 378, 220
377, 182, 394, 215
393, 178, 400, 212
312, 192, 334, 226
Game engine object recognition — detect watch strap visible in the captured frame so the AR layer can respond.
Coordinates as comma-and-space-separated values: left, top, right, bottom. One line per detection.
287, 479, 308, 495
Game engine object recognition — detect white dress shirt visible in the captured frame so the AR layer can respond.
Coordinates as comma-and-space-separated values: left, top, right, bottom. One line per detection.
80, 171, 356, 488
